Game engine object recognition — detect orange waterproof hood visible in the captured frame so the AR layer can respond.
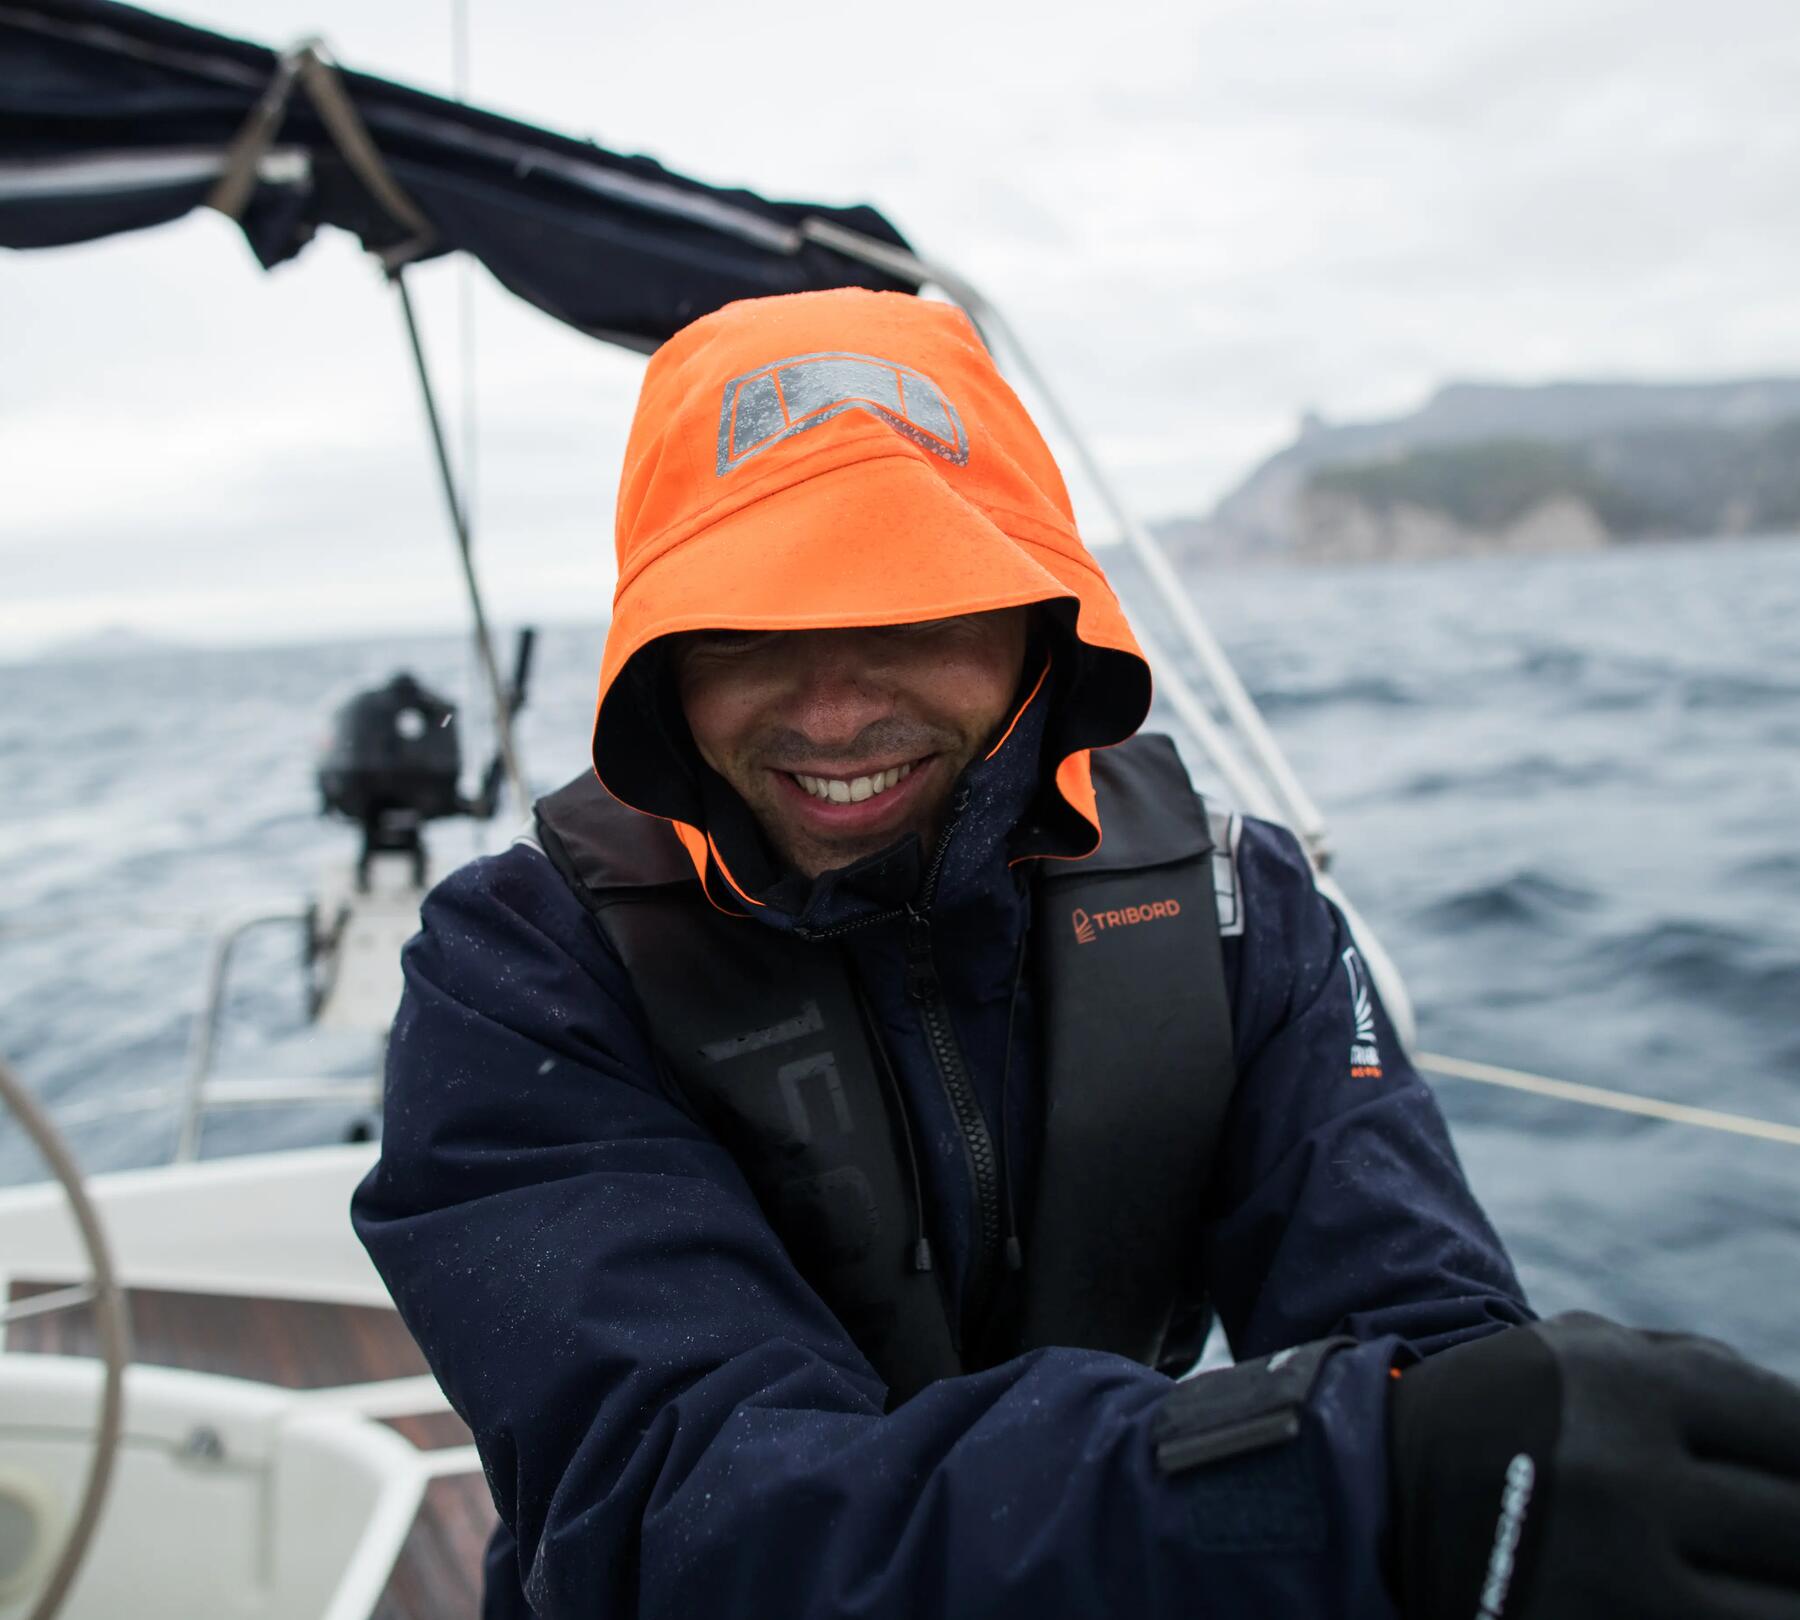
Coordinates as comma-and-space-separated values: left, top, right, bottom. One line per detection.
592, 288, 1152, 878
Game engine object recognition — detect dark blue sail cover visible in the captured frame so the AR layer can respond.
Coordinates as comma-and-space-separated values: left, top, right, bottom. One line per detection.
0, 0, 918, 349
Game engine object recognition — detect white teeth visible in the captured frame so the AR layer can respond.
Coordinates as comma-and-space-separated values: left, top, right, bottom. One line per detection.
792, 761, 915, 804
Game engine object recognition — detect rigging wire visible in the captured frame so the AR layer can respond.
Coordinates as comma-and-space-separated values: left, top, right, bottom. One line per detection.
451, 0, 485, 852
450, 0, 470, 102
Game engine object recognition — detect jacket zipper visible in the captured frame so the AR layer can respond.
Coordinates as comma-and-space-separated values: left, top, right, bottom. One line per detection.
903, 805, 1003, 1342
792, 798, 1003, 1339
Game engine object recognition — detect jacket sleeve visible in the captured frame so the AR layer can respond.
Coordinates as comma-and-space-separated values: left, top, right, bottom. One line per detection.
353, 843, 1403, 1620
1204, 816, 1535, 1360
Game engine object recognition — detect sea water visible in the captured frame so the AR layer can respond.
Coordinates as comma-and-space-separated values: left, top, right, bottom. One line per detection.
2, 535, 1796, 1374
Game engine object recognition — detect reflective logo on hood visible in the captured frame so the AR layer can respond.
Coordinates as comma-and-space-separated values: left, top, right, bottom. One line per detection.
717, 350, 970, 475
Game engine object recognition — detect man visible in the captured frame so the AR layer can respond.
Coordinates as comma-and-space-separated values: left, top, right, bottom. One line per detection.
354, 289, 1800, 1620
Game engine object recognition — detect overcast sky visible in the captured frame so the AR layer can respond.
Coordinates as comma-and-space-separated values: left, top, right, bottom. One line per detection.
6, 0, 1800, 655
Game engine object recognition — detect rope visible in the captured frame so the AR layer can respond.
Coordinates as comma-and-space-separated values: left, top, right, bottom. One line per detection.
204, 37, 313, 220
1417, 1052, 1800, 1147
207, 38, 435, 268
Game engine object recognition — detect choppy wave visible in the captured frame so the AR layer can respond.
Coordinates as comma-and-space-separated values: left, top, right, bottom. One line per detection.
1413, 868, 1605, 932
1586, 920, 1800, 1021
1250, 674, 1428, 713
1678, 671, 1800, 710
1390, 753, 1642, 801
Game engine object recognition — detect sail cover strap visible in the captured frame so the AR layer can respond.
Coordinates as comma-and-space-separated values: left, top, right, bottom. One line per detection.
209, 37, 434, 267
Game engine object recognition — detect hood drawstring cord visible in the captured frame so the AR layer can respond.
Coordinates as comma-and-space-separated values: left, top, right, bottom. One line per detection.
850, 971, 934, 1274
998, 920, 1029, 1273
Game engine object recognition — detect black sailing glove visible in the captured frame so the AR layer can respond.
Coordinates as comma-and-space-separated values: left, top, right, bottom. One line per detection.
1389, 1312, 1800, 1620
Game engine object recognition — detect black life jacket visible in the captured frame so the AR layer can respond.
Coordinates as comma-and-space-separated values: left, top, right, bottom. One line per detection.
534, 732, 1237, 1406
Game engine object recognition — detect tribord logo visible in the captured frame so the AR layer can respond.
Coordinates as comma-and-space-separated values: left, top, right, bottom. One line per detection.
1071, 898, 1181, 945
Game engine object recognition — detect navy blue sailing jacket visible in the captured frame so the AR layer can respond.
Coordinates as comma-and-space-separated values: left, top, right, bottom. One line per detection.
352, 717, 1531, 1619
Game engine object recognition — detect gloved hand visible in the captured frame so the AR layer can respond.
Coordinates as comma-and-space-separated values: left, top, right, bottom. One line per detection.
1389, 1312, 1800, 1620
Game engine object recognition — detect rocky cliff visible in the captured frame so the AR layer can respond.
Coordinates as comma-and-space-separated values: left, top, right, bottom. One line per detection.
1183, 378, 1800, 562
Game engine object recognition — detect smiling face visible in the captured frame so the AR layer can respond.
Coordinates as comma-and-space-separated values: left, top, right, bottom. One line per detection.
672, 610, 1031, 879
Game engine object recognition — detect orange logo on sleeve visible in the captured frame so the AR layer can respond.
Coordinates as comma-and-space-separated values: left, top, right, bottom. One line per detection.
1071, 898, 1181, 944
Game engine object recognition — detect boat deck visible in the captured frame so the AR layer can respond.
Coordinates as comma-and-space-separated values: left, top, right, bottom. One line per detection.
7, 1278, 495, 1619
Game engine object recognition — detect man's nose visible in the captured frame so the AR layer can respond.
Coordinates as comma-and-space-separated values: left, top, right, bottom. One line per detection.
782, 631, 893, 751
